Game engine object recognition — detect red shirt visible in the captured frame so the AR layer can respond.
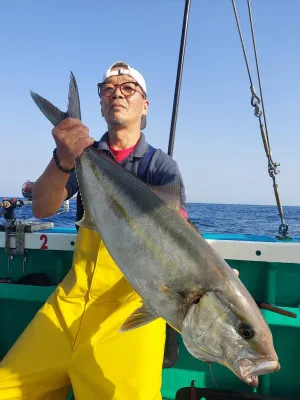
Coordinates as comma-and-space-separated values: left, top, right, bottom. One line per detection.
109, 144, 136, 163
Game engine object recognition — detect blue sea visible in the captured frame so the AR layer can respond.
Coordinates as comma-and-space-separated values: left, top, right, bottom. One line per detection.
1, 199, 300, 238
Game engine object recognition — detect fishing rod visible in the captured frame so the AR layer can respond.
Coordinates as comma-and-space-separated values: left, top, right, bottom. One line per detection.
167, 0, 191, 158
256, 301, 297, 319
0, 181, 70, 224
164, 0, 193, 369
0, 198, 32, 220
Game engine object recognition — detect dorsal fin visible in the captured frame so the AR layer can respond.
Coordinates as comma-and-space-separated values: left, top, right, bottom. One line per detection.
187, 219, 204, 237
148, 177, 182, 212
87, 148, 183, 212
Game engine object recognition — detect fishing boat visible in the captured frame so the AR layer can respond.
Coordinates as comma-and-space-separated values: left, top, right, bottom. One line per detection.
0, 1, 299, 399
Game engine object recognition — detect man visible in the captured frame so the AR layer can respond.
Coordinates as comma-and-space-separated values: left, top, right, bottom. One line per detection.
31, 61, 187, 223
0, 62, 187, 399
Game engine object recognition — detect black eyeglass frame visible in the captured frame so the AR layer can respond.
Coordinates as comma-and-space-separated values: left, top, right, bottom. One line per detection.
97, 81, 146, 99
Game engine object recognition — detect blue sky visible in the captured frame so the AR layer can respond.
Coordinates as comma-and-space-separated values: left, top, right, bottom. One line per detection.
1, 0, 299, 205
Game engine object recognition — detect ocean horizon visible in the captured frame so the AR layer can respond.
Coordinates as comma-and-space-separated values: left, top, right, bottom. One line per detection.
1, 199, 300, 238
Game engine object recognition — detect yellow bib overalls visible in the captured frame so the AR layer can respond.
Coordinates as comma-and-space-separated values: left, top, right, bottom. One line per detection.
0, 227, 166, 399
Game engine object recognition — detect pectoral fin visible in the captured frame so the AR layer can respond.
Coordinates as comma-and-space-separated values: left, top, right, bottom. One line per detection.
120, 303, 159, 332
76, 209, 97, 231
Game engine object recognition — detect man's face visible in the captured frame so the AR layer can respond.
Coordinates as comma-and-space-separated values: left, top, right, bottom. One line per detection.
100, 70, 149, 128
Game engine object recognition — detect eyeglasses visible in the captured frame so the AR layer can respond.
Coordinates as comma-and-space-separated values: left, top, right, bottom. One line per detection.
97, 81, 145, 98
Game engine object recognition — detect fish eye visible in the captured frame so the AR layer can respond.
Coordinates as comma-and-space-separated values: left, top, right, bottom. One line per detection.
238, 323, 255, 339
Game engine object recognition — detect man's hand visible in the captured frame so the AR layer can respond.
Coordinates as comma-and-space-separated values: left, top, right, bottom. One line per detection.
53, 118, 94, 169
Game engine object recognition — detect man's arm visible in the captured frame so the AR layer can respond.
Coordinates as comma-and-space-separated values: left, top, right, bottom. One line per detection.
32, 118, 93, 218
32, 160, 71, 218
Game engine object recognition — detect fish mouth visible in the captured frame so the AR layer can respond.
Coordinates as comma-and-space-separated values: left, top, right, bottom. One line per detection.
238, 359, 280, 387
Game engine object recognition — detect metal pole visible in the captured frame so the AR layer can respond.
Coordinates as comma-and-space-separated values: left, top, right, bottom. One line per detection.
167, 0, 191, 157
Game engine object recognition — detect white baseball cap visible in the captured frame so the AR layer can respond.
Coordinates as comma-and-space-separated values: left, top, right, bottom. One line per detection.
103, 61, 147, 130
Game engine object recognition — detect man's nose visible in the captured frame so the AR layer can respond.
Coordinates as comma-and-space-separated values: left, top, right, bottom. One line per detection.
112, 87, 124, 99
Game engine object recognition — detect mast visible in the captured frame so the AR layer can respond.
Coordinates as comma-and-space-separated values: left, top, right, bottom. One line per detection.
167, 0, 191, 157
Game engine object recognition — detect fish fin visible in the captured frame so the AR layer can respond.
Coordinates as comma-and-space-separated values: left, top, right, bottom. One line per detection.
67, 72, 81, 120
166, 322, 181, 334
30, 91, 67, 127
148, 177, 182, 211
120, 303, 159, 332
87, 149, 183, 211
76, 210, 97, 231
187, 219, 204, 237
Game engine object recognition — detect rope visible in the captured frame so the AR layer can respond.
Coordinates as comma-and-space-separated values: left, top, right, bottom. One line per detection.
231, 0, 291, 239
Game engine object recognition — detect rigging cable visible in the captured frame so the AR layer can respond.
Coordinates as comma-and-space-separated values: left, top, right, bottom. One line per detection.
231, 0, 290, 239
